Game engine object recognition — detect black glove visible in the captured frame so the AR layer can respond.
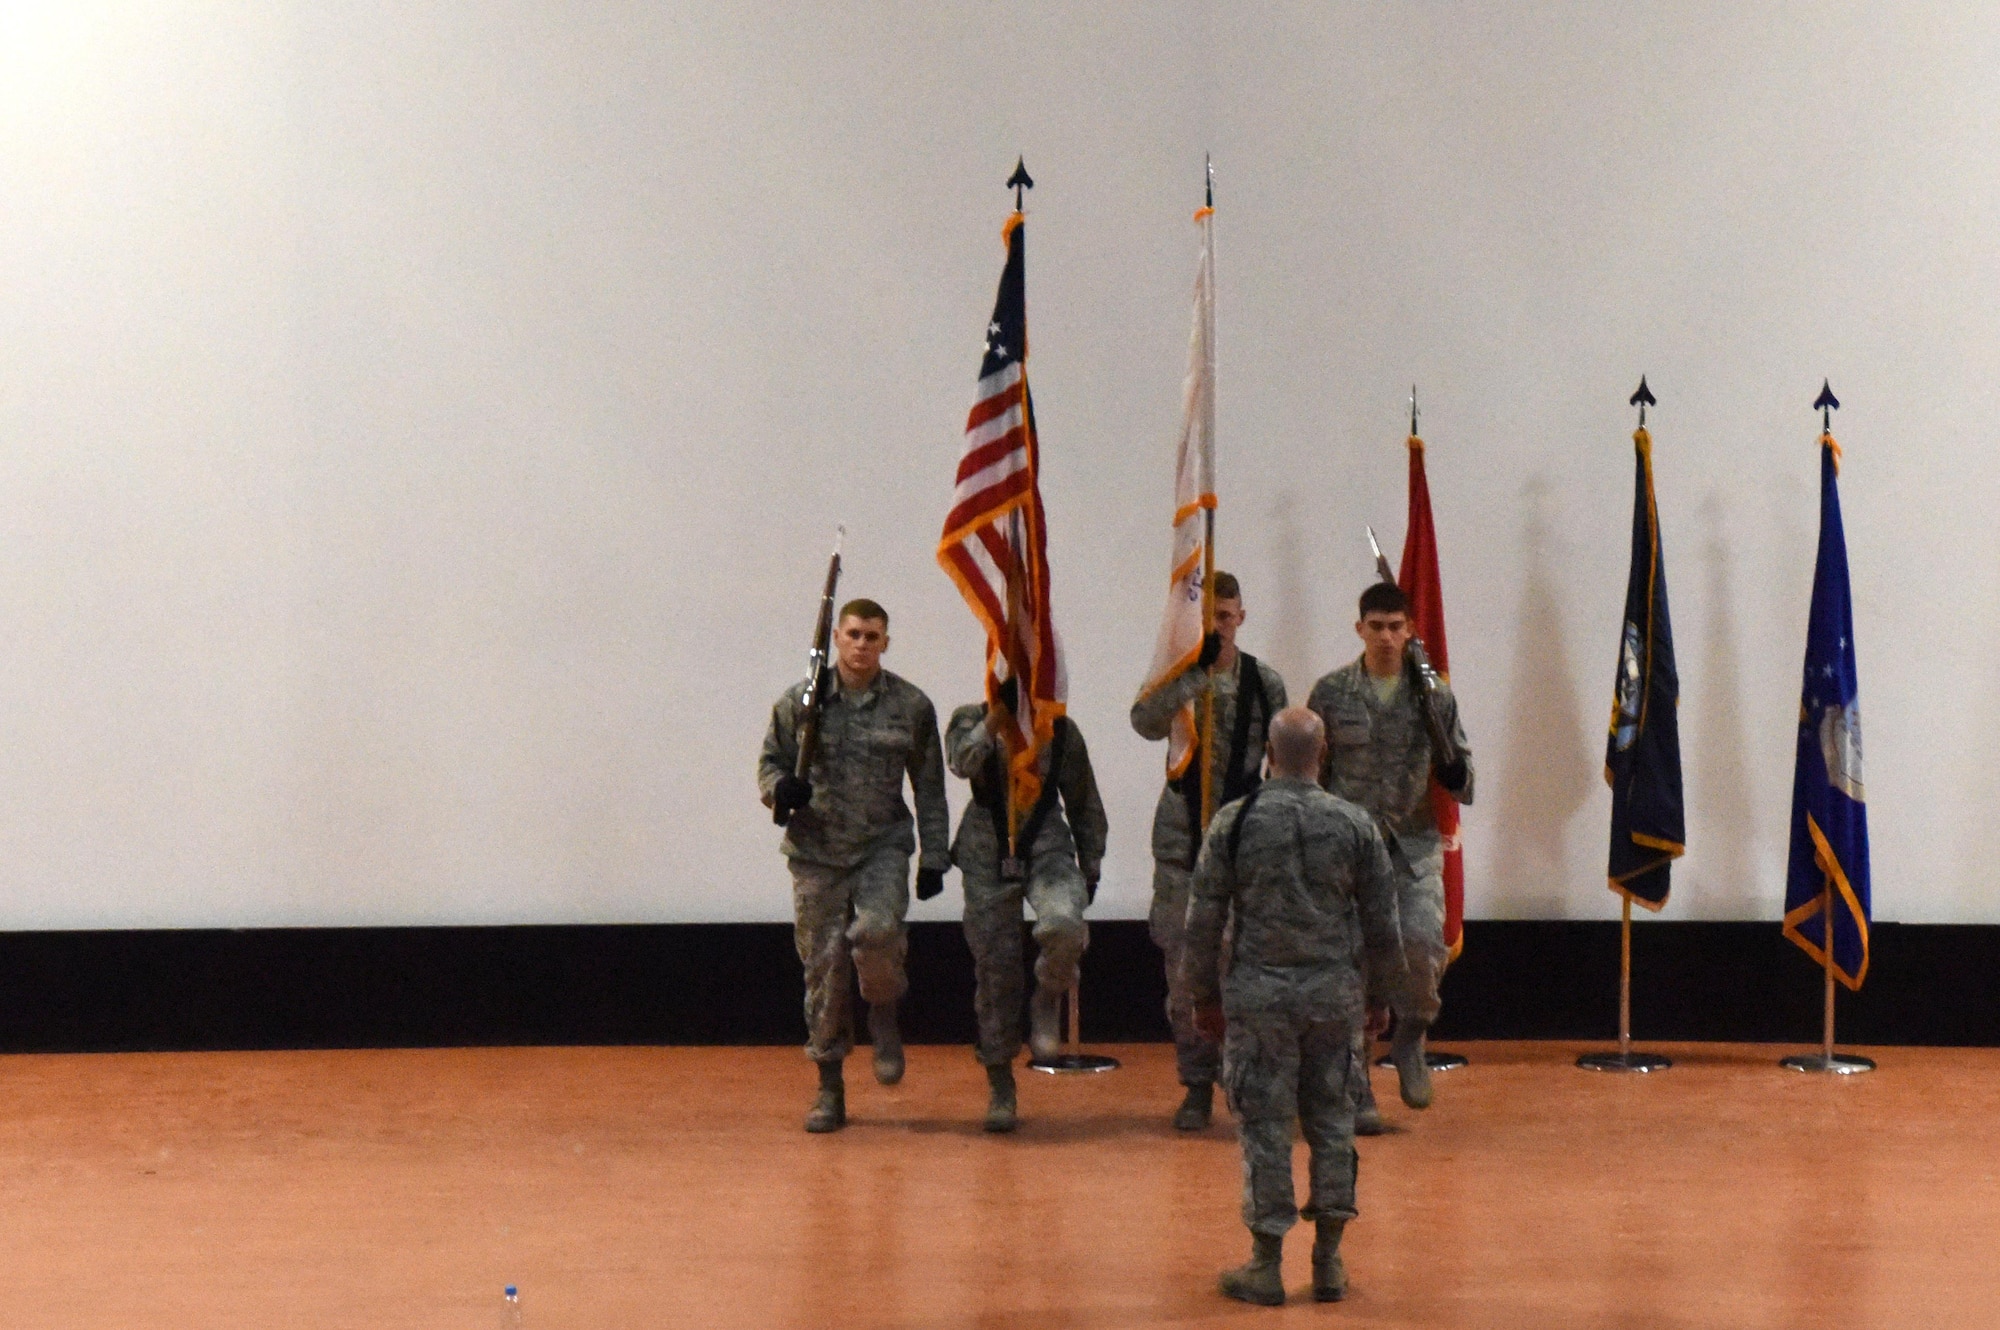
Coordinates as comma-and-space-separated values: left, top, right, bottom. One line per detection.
1196, 631, 1223, 669
772, 773, 813, 822
993, 676, 1019, 716
1436, 757, 1469, 794
1084, 872, 1099, 905
915, 867, 946, 900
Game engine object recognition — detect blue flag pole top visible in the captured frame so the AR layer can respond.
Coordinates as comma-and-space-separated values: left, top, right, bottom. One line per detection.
1782, 381, 1871, 991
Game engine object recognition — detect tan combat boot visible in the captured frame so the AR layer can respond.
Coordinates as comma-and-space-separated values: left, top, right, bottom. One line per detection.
804, 1060, 846, 1133
1353, 1065, 1387, 1135
1311, 1218, 1348, 1302
1028, 984, 1063, 1063
1218, 1233, 1286, 1306
869, 1001, 904, 1085
983, 1063, 1018, 1133
1390, 1020, 1433, 1109
1173, 1081, 1214, 1131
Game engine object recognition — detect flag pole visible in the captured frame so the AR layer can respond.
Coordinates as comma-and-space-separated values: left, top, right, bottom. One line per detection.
1580, 378, 1672, 1074
1820, 878, 1836, 1062
1779, 870, 1875, 1077
1779, 383, 1873, 1075
1619, 894, 1633, 1060
1197, 156, 1218, 842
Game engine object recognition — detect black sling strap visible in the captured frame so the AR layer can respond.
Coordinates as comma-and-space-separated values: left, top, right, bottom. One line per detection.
977, 715, 1070, 881
1224, 781, 1269, 870
1176, 651, 1269, 869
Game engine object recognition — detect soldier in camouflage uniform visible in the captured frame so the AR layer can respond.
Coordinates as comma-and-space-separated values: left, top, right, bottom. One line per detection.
1131, 571, 1287, 1130
1305, 581, 1473, 1121
760, 599, 950, 1133
945, 683, 1108, 1131
1185, 706, 1402, 1305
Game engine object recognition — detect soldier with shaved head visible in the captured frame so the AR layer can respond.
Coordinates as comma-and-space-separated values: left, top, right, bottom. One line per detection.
1184, 706, 1402, 1305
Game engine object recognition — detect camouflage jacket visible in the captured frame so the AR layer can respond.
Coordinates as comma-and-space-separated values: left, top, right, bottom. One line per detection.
1130, 653, 1288, 867
945, 704, 1108, 879
1183, 777, 1402, 1018
1305, 658, 1473, 842
758, 668, 949, 871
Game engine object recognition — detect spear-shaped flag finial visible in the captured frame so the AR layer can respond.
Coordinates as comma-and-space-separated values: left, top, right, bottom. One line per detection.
1205, 154, 1213, 208
1007, 157, 1034, 212
1815, 379, 1840, 433
1630, 376, 1656, 429
1410, 384, 1420, 437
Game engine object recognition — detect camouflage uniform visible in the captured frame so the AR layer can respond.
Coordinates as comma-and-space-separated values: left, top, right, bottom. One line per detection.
1183, 777, 1401, 1238
759, 668, 949, 1064
1131, 654, 1287, 1086
1304, 660, 1473, 1029
945, 704, 1108, 1066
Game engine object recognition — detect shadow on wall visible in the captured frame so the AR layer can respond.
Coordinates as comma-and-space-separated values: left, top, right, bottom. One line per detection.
1266, 489, 1316, 700
1489, 475, 1598, 915
1690, 488, 1757, 911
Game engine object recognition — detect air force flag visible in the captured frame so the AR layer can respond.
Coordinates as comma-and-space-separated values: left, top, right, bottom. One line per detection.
1782, 427, 1870, 989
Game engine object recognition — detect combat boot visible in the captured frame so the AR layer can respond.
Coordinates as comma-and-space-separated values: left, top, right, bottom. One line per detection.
1390, 1020, 1433, 1109
1173, 1081, 1214, 1132
869, 1001, 904, 1085
804, 1060, 846, 1133
1353, 1066, 1387, 1135
1218, 1233, 1286, 1306
983, 1063, 1018, 1133
1028, 983, 1063, 1063
1311, 1219, 1348, 1302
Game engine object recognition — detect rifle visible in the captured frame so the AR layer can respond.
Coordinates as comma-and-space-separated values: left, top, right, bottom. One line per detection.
1366, 526, 1464, 773
775, 527, 843, 826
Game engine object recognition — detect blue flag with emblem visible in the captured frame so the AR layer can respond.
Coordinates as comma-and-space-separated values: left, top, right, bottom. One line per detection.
1604, 407, 1685, 909
1782, 419, 1870, 989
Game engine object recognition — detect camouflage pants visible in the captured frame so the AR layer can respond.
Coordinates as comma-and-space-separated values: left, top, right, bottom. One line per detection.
962, 851, 1089, 1067
1149, 860, 1221, 1087
1224, 1002, 1363, 1238
790, 844, 910, 1064
1386, 836, 1447, 1026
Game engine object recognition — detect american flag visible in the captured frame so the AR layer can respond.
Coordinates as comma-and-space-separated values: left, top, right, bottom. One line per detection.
937, 210, 1065, 828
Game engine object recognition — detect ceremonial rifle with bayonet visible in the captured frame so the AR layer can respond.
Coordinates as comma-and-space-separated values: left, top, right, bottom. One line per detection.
1367, 526, 1465, 775
772, 527, 844, 826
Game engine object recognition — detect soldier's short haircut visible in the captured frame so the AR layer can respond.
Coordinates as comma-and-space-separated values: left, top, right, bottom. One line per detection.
839, 598, 889, 629
1358, 581, 1408, 619
1211, 571, 1242, 602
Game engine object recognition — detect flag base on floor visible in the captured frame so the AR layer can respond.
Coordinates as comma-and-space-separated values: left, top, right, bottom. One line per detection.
1778, 1052, 1874, 1075
1027, 1053, 1120, 1075
1576, 1050, 1672, 1073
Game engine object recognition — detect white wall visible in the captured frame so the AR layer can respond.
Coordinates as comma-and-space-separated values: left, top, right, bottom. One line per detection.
0, 2, 1993, 928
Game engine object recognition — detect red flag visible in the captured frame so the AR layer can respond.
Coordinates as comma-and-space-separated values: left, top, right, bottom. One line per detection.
1398, 434, 1465, 960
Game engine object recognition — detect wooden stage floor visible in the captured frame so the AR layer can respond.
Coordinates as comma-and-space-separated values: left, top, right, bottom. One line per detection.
1, 1041, 1995, 1328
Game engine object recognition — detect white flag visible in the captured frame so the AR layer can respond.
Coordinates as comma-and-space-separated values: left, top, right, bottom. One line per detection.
1135, 204, 1216, 779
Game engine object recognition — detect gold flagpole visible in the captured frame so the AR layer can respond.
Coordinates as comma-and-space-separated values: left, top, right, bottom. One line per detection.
1780, 876, 1874, 1073
1820, 878, 1836, 1063
1619, 894, 1633, 1060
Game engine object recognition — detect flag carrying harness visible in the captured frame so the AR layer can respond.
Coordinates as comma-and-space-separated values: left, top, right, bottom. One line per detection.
1173, 652, 1270, 868
975, 715, 1072, 882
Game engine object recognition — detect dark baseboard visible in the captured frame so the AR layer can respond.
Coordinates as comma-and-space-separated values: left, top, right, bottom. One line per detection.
0, 919, 1991, 1054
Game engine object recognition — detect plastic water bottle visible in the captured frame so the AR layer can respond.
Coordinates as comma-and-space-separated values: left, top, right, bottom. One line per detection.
501, 1285, 523, 1328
